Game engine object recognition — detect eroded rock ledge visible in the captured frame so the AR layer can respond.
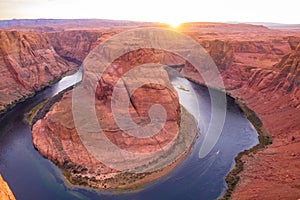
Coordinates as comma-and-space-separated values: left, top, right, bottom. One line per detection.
0, 30, 77, 114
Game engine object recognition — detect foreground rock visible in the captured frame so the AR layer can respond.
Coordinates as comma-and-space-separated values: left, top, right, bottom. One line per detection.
32, 49, 198, 189
0, 30, 77, 114
0, 175, 15, 200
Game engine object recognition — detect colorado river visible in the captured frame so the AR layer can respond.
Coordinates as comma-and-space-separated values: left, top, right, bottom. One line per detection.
0, 68, 258, 200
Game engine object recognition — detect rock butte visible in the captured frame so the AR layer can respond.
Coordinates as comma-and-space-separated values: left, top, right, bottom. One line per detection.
1, 20, 300, 199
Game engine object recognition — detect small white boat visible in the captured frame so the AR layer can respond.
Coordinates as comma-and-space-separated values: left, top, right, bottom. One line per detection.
177, 85, 190, 92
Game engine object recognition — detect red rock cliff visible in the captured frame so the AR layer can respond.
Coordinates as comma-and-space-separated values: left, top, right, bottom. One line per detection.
230, 43, 300, 200
47, 30, 121, 63
0, 30, 77, 113
181, 32, 300, 199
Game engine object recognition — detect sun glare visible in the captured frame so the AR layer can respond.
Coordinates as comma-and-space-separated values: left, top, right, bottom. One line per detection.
167, 21, 182, 29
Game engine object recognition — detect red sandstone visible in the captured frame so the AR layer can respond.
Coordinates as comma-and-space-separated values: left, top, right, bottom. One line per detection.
0, 30, 78, 113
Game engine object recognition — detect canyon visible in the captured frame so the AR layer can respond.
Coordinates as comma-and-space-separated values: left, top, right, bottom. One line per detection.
0, 20, 300, 199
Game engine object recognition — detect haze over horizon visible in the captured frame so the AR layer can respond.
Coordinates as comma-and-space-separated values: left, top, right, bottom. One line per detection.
0, 0, 299, 26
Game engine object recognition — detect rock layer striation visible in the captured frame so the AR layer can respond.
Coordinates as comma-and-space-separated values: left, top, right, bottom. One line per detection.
0, 30, 77, 113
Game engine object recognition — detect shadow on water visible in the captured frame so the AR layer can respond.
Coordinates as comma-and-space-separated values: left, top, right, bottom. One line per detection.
0, 68, 258, 200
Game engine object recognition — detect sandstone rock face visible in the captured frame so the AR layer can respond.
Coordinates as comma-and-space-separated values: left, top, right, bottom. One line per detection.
0, 175, 15, 200
47, 30, 186, 76
229, 44, 300, 200
32, 49, 197, 189
0, 30, 77, 113
47, 30, 104, 63
180, 32, 300, 199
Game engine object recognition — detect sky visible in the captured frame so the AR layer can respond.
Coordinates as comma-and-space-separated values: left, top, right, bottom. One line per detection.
0, 0, 299, 26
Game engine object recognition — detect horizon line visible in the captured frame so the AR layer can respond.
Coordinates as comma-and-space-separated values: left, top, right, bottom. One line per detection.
0, 18, 299, 26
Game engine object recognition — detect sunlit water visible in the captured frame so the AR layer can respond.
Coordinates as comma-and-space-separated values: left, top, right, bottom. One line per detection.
0, 69, 258, 200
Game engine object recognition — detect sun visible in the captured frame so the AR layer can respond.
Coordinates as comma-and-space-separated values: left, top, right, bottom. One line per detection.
167, 20, 183, 29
